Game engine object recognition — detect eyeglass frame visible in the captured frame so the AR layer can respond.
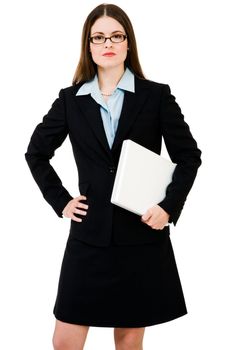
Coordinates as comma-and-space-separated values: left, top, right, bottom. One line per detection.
89, 34, 127, 44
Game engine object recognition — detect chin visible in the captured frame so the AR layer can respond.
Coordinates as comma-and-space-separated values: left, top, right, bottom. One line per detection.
97, 61, 125, 70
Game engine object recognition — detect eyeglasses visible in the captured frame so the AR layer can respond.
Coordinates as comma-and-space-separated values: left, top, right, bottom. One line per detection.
89, 33, 127, 44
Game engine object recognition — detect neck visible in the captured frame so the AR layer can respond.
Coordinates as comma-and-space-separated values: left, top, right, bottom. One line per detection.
97, 65, 125, 93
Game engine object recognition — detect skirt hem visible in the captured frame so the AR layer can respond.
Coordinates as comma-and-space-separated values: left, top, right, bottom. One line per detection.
53, 310, 188, 328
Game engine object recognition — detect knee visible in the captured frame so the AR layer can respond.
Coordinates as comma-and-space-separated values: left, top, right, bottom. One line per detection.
52, 334, 83, 350
52, 334, 64, 350
52, 334, 67, 350
115, 333, 143, 350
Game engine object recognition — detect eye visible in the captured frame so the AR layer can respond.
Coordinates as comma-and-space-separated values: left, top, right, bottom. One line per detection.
112, 34, 124, 40
93, 35, 104, 41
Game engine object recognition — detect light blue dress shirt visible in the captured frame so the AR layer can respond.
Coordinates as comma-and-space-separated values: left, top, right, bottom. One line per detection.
76, 67, 135, 148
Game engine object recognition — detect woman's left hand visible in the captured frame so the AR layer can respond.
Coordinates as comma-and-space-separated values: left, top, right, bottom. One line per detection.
141, 205, 170, 230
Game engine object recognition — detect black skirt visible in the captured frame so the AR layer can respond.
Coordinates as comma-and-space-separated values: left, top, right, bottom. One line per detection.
53, 233, 187, 328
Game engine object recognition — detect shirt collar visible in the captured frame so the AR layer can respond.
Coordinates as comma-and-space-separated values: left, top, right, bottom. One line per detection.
117, 67, 135, 93
76, 67, 135, 96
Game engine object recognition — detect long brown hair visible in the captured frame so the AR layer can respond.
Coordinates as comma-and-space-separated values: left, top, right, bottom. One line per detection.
72, 3, 145, 85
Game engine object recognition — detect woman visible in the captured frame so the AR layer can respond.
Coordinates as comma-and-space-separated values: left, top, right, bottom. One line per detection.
25, 3, 202, 350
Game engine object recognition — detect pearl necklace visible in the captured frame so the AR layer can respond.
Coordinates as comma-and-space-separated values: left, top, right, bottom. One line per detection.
100, 91, 113, 96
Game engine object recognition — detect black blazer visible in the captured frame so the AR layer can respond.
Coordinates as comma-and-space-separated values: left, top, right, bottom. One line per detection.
25, 76, 202, 247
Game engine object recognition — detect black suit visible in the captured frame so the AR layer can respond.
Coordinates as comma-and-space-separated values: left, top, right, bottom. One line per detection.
25, 76, 201, 247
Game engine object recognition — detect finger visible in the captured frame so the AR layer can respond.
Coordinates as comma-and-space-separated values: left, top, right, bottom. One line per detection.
142, 219, 153, 227
63, 209, 81, 219
152, 226, 160, 230
141, 211, 146, 220
151, 224, 165, 230
70, 214, 82, 222
72, 196, 87, 204
141, 213, 150, 221
76, 202, 89, 209
74, 208, 87, 216
143, 218, 161, 229
77, 195, 87, 201
141, 217, 151, 225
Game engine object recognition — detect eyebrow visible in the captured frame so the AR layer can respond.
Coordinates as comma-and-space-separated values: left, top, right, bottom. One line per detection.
91, 30, 124, 35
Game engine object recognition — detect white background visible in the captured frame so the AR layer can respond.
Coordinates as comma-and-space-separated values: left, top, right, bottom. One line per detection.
1, 0, 231, 349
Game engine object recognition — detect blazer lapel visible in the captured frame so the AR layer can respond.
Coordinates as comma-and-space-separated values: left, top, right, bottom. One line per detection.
75, 94, 112, 157
111, 84, 148, 151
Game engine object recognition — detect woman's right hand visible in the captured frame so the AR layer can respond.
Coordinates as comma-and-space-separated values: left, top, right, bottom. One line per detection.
62, 195, 88, 222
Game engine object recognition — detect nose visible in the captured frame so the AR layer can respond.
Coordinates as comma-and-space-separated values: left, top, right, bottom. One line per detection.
104, 38, 112, 48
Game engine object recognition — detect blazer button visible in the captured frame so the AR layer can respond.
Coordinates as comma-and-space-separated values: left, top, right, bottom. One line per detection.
109, 166, 116, 173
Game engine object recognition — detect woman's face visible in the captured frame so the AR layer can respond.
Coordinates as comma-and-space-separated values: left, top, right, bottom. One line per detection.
89, 16, 128, 71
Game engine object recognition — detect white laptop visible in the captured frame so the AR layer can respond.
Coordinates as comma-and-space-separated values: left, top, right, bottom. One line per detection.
110, 139, 176, 216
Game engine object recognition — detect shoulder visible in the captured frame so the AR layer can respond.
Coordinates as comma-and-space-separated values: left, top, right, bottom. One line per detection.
135, 76, 170, 94
59, 82, 87, 97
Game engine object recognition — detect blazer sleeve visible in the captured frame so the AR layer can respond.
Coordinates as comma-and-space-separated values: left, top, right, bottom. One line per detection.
158, 84, 202, 225
24, 89, 73, 217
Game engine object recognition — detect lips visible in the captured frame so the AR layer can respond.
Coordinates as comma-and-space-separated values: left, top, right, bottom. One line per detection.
103, 52, 116, 57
